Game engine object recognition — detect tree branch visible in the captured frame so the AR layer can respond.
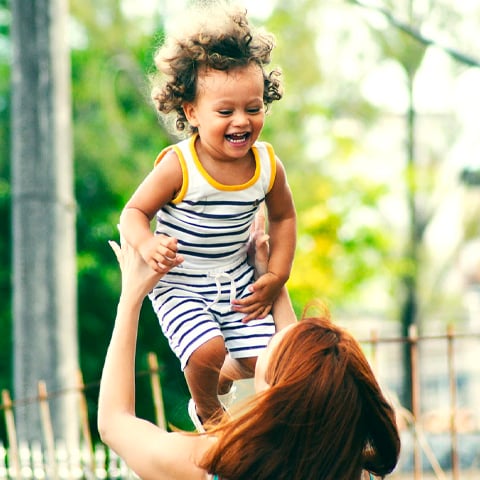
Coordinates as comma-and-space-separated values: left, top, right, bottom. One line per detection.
347, 0, 480, 68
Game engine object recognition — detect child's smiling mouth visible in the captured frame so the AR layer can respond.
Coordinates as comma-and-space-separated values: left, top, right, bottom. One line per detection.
226, 132, 250, 143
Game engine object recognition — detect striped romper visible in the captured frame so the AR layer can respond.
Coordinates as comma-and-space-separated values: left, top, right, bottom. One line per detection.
148, 134, 277, 370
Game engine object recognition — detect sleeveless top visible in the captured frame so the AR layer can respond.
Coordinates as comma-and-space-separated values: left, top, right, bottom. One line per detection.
153, 134, 276, 271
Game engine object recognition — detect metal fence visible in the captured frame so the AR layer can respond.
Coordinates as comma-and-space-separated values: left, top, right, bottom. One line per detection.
0, 330, 479, 480
361, 325, 480, 479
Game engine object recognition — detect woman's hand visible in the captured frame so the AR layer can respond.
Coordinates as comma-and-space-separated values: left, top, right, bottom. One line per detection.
236, 205, 273, 321
109, 227, 184, 300
247, 204, 270, 278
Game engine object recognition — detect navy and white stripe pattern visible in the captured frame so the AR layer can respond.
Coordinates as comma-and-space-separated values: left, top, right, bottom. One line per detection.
148, 135, 277, 369
150, 259, 275, 369
155, 134, 276, 270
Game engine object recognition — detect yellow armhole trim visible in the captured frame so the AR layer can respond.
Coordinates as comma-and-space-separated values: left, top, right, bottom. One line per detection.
153, 145, 188, 204
264, 142, 277, 193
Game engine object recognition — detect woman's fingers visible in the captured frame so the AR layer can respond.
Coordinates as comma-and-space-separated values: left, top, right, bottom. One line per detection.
116, 224, 128, 249
108, 240, 123, 266
253, 203, 266, 235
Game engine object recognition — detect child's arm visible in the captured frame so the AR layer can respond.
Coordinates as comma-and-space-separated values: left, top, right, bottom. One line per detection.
233, 158, 296, 322
120, 151, 184, 273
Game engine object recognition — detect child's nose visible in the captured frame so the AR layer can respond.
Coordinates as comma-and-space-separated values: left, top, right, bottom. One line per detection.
232, 111, 249, 127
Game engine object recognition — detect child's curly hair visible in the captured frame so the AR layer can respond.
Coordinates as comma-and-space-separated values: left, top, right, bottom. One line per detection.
150, 3, 283, 134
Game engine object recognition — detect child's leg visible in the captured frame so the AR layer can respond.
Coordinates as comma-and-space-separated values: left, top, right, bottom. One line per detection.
218, 355, 256, 395
184, 335, 227, 423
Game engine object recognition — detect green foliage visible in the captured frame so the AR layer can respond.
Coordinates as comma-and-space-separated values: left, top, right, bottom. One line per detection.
288, 172, 395, 312
0, 142, 11, 401
0, 1, 10, 444
372, 25, 427, 77
259, 1, 398, 317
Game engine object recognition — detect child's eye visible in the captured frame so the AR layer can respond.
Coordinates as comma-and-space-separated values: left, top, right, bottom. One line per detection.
247, 108, 261, 114
218, 110, 233, 115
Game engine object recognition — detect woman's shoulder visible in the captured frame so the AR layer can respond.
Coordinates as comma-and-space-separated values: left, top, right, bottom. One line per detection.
125, 430, 214, 480
169, 432, 216, 479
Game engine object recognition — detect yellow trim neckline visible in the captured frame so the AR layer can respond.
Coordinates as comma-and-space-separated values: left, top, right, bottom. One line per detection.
188, 134, 261, 191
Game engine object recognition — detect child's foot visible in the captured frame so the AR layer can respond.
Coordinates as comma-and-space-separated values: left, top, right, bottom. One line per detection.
188, 399, 205, 433
218, 384, 237, 410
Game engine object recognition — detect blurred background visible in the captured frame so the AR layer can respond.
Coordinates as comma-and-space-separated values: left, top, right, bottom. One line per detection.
1, 0, 480, 477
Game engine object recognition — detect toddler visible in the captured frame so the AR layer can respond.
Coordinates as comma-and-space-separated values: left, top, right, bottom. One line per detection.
119, 3, 296, 429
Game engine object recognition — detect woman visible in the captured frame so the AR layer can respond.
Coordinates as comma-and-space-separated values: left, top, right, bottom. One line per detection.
98, 230, 400, 479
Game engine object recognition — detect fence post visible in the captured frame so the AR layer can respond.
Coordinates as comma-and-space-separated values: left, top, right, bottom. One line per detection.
76, 369, 96, 477
38, 381, 59, 480
148, 353, 166, 430
409, 324, 422, 480
447, 324, 460, 480
2, 389, 21, 479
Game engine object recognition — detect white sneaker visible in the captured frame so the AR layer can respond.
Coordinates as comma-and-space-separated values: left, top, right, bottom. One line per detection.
218, 384, 237, 410
188, 399, 205, 433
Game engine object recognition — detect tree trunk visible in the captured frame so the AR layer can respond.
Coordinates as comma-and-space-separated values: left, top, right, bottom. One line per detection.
11, 0, 79, 445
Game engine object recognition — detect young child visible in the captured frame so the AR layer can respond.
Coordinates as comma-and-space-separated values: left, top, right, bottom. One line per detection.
119, 3, 296, 430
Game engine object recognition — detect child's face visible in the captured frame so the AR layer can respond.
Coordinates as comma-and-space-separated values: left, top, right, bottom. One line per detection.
183, 63, 265, 161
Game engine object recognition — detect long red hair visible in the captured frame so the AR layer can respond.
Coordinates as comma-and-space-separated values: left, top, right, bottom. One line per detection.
200, 315, 400, 479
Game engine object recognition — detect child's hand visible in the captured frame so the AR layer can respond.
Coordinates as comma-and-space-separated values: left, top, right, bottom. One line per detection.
109, 232, 169, 299
138, 235, 184, 273
232, 272, 283, 322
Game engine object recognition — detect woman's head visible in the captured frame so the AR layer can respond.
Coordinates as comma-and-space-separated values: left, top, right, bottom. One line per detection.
265, 316, 400, 476
151, 3, 282, 134
203, 314, 400, 480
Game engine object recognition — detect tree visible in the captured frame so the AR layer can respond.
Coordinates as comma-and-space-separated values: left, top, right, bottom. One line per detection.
346, 0, 480, 408
10, 0, 78, 443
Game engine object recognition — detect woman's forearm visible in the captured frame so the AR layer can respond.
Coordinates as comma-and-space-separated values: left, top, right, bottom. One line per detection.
98, 295, 142, 437
272, 286, 297, 330
267, 216, 296, 282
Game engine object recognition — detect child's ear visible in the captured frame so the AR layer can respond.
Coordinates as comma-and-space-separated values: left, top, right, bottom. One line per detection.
183, 102, 198, 127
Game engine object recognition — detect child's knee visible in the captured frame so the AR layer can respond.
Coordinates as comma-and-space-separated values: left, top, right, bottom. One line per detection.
188, 335, 226, 369
236, 356, 257, 376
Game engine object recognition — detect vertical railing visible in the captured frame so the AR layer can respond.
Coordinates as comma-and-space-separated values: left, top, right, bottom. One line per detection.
447, 325, 460, 480
0, 352, 168, 478
76, 369, 96, 477
1, 390, 20, 479
38, 381, 59, 480
409, 324, 422, 479
361, 327, 480, 479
